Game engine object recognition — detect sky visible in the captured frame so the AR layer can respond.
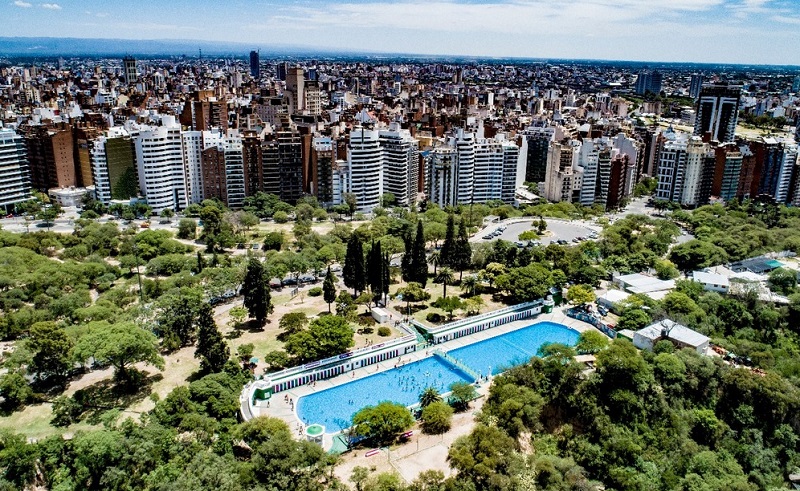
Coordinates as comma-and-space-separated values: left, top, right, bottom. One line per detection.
3, 0, 800, 65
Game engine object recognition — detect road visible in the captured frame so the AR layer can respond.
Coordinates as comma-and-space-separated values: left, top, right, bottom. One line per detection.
0, 207, 183, 234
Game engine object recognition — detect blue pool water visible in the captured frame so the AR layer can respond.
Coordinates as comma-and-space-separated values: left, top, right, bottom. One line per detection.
449, 321, 579, 376
296, 356, 474, 432
296, 321, 578, 433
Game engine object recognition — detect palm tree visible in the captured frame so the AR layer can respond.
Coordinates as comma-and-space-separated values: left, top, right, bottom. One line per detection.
435, 267, 454, 297
428, 250, 441, 276
461, 275, 478, 297
419, 387, 442, 408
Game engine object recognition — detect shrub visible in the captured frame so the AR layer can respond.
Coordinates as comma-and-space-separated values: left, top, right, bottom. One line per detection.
357, 315, 376, 327
273, 211, 289, 223
426, 312, 443, 323
308, 287, 322, 297
377, 326, 391, 337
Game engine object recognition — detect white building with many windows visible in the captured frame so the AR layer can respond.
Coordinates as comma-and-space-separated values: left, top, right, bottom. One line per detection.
379, 122, 419, 207
132, 116, 188, 213
347, 127, 382, 212
0, 127, 31, 211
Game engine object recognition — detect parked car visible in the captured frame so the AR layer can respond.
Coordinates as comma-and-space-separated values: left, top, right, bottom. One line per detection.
281, 277, 298, 286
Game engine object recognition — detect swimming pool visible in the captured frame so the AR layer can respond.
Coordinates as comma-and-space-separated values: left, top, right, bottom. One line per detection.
296, 321, 578, 433
448, 321, 579, 376
296, 356, 474, 432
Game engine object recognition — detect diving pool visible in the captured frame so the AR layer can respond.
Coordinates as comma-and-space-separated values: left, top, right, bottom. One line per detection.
296, 321, 578, 433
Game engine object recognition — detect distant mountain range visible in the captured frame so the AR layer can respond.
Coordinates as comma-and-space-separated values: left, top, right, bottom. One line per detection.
0, 37, 798, 70
0, 36, 344, 58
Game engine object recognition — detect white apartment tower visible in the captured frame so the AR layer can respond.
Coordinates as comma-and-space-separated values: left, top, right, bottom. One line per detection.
133, 116, 189, 213
182, 130, 203, 204
347, 127, 382, 212
379, 123, 419, 207
0, 128, 31, 210
427, 147, 457, 207
453, 129, 476, 204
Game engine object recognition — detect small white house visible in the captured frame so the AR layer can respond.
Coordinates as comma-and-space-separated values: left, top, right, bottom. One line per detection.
633, 319, 710, 354
597, 290, 630, 314
692, 270, 730, 294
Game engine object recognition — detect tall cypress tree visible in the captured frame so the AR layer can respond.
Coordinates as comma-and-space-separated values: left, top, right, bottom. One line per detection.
242, 258, 272, 327
453, 219, 473, 281
401, 230, 413, 282
440, 213, 456, 267
368, 240, 384, 302
343, 235, 366, 295
412, 220, 428, 285
381, 251, 390, 305
194, 304, 230, 373
323, 266, 337, 313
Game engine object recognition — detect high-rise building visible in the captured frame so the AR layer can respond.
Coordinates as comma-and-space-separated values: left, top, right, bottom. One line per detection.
694, 84, 741, 143
578, 140, 600, 206
792, 75, 800, 94
656, 138, 689, 202
133, 116, 188, 213
472, 135, 519, 205
689, 74, 703, 99
123, 57, 137, 85
347, 127, 382, 212
635, 71, 663, 95
305, 82, 322, 116
249, 50, 260, 79
73, 126, 99, 188
679, 138, 714, 207
311, 137, 335, 205
379, 123, 419, 207
427, 146, 456, 207
22, 125, 76, 191
712, 143, 743, 202
90, 128, 137, 204
201, 130, 245, 209
276, 62, 288, 81
607, 155, 629, 210
453, 129, 476, 205
181, 131, 204, 204
263, 130, 304, 204
522, 129, 552, 185
0, 128, 31, 211
543, 141, 577, 203
241, 131, 264, 197
285, 67, 305, 115
754, 138, 798, 203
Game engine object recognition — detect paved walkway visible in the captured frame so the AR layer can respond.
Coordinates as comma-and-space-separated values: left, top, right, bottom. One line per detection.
252, 306, 594, 449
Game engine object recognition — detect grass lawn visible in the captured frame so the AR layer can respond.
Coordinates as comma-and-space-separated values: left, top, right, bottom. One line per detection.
0, 403, 99, 441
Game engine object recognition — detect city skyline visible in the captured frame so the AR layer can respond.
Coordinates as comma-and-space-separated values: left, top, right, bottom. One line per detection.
3, 0, 800, 65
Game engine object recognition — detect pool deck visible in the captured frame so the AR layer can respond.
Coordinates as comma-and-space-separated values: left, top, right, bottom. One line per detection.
253, 306, 595, 449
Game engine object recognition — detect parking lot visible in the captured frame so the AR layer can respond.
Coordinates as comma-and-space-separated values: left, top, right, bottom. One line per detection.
472, 218, 600, 246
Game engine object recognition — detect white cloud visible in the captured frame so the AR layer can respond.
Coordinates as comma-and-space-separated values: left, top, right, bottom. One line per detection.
96, 12, 108, 17
13, 1, 32, 7
771, 14, 800, 24
255, 0, 725, 36
40, 3, 61, 10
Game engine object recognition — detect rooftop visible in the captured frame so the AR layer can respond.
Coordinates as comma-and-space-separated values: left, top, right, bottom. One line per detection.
692, 271, 730, 287
637, 319, 710, 348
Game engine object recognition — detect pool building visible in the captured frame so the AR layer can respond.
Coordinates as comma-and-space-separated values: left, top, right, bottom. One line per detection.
239, 299, 588, 439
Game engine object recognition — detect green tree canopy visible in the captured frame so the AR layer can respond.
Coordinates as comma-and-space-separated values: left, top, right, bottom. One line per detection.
352, 401, 414, 445
73, 321, 164, 383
